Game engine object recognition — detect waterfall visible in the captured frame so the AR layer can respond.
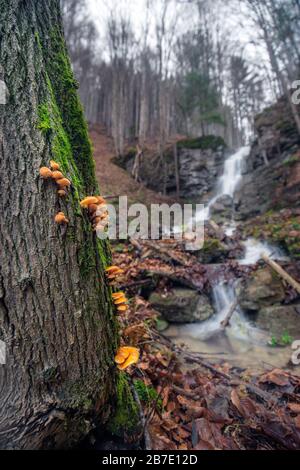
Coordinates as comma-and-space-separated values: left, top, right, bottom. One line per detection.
217, 146, 250, 198
195, 146, 250, 222
184, 146, 286, 341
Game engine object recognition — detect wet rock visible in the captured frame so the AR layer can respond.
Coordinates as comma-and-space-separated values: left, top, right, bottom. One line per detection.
149, 288, 213, 323
236, 96, 300, 220
114, 136, 226, 199
196, 237, 231, 264
210, 195, 234, 224
178, 144, 225, 199
238, 268, 285, 312
255, 304, 300, 338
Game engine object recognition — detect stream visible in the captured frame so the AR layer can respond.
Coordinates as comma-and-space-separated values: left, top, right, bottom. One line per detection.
166, 147, 292, 371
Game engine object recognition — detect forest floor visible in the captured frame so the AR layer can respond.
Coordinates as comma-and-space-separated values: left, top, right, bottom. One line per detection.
90, 127, 300, 450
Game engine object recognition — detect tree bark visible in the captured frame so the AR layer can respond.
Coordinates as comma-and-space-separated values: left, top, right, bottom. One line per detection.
0, 0, 117, 449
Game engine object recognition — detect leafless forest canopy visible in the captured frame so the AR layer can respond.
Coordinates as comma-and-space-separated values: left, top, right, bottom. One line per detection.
63, 0, 300, 154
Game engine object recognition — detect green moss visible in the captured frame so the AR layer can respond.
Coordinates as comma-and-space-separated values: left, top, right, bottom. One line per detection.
203, 238, 223, 253
177, 135, 226, 151
37, 103, 52, 135
40, 27, 97, 193
244, 211, 300, 260
134, 379, 162, 411
108, 372, 140, 437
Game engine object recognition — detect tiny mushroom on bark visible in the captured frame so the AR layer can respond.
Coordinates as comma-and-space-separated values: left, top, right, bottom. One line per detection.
50, 160, 60, 171
56, 178, 71, 188
51, 170, 64, 180
55, 212, 69, 225
57, 189, 67, 198
39, 167, 53, 179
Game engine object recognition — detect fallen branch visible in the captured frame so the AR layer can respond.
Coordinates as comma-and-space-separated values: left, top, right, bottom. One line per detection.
220, 299, 239, 329
262, 253, 300, 295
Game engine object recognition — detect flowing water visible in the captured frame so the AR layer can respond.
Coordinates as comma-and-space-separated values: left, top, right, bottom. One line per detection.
166, 146, 292, 370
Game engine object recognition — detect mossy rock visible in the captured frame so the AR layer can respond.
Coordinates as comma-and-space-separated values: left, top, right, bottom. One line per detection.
177, 135, 226, 151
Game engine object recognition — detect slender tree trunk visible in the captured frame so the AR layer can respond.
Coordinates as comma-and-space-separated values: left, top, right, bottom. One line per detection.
0, 0, 117, 449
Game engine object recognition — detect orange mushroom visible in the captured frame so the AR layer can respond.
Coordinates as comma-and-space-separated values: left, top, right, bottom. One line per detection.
80, 196, 99, 209
51, 170, 64, 180
57, 189, 67, 198
105, 266, 124, 283
56, 178, 71, 188
112, 292, 126, 300
96, 196, 107, 205
114, 346, 140, 370
39, 167, 53, 179
54, 212, 69, 225
50, 160, 60, 171
112, 291, 128, 312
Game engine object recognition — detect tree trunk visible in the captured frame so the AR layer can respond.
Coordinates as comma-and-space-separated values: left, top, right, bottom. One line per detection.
0, 0, 117, 449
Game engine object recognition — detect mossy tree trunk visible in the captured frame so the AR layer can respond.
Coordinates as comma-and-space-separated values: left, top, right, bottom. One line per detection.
0, 0, 117, 449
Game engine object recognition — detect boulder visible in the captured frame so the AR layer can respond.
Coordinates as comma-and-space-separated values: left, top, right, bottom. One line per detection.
149, 288, 213, 323
196, 237, 230, 264
238, 267, 285, 312
255, 304, 300, 338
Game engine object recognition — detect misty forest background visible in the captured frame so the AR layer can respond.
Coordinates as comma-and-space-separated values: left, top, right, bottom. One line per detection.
62, 0, 300, 155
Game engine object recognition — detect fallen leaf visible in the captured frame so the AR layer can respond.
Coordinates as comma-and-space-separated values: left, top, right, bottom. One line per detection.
288, 403, 300, 414
259, 369, 291, 387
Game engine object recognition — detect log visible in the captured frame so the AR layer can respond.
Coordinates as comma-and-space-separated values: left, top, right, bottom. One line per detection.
220, 299, 239, 329
262, 254, 300, 295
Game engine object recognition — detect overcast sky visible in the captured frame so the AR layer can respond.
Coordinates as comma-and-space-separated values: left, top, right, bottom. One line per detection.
86, 0, 269, 85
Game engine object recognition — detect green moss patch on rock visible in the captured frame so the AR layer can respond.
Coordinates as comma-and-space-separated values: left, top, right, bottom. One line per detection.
243, 209, 300, 259
177, 135, 226, 151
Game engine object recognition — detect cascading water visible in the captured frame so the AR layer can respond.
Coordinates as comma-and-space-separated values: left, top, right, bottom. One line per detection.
195, 146, 250, 223
166, 146, 290, 368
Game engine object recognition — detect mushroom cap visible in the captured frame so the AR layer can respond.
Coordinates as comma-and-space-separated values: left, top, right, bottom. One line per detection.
50, 160, 60, 171
112, 292, 126, 300
117, 305, 128, 312
39, 167, 53, 179
54, 212, 69, 224
114, 297, 127, 305
106, 266, 122, 273
80, 196, 99, 208
52, 171, 64, 180
56, 178, 71, 188
58, 190, 67, 197
115, 347, 140, 370
115, 349, 130, 364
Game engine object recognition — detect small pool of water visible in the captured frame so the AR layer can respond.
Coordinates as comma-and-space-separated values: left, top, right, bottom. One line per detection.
165, 324, 295, 372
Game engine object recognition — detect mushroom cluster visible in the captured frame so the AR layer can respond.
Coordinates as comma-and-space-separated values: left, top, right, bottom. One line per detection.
114, 346, 140, 370
80, 196, 109, 233
105, 265, 124, 286
112, 292, 128, 313
39, 160, 71, 197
